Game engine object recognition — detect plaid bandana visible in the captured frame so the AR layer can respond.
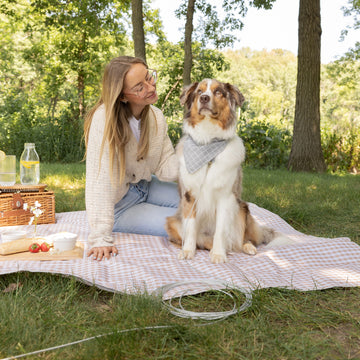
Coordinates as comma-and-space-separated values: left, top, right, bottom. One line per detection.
183, 135, 229, 173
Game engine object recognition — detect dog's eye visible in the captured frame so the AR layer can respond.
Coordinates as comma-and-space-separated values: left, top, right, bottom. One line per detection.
197, 89, 203, 95
214, 89, 223, 97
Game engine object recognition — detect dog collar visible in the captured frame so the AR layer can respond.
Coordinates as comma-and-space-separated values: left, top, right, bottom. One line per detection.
183, 135, 229, 173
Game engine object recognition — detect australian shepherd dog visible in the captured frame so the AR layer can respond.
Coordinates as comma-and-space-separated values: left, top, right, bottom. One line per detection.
165, 79, 291, 264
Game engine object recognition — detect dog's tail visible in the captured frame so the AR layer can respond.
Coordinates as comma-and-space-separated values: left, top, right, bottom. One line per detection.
244, 204, 294, 248
265, 231, 295, 248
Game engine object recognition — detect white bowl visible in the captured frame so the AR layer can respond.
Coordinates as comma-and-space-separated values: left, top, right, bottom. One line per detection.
52, 232, 78, 252
1, 230, 27, 243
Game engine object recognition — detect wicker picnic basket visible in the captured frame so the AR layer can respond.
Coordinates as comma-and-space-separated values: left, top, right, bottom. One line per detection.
0, 184, 55, 226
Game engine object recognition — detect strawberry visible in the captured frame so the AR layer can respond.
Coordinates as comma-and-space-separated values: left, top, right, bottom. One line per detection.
40, 242, 51, 252
29, 243, 41, 253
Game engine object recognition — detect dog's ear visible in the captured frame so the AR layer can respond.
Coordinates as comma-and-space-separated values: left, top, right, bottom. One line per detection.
225, 83, 245, 108
180, 82, 198, 109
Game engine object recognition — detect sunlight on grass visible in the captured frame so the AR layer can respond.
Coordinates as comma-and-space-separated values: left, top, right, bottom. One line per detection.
41, 163, 86, 212
242, 167, 359, 243
44, 175, 85, 191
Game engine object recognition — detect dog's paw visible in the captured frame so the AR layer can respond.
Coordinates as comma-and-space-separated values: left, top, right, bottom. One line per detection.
210, 251, 227, 264
178, 249, 195, 260
242, 242, 257, 255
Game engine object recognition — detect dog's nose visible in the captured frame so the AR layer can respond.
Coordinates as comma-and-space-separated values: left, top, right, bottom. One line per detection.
200, 94, 210, 104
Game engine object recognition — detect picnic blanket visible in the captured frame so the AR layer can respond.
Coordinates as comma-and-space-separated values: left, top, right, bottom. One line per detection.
1, 204, 360, 299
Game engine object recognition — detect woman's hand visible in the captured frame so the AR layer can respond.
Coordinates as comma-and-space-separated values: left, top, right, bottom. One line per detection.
87, 246, 118, 261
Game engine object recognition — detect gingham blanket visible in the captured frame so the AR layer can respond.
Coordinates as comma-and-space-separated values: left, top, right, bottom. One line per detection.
1, 205, 359, 299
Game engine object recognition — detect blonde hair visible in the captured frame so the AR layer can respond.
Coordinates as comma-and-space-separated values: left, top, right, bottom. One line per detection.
84, 56, 152, 184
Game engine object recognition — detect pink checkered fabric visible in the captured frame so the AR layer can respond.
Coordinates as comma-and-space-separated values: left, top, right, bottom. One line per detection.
1, 204, 359, 300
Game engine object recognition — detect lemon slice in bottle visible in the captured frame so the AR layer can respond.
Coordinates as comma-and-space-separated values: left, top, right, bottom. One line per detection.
20, 160, 39, 168
0, 150, 5, 161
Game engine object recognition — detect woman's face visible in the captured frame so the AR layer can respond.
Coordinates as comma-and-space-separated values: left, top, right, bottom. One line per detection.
122, 63, 158, 118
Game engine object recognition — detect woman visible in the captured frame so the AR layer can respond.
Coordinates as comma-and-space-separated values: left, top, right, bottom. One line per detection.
84, 56, 179, 261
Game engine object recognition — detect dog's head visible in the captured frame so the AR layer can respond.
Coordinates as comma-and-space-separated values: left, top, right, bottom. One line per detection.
180, 79, 245, 131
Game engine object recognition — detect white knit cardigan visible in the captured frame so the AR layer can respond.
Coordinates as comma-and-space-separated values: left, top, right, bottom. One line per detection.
85, 104, 179, 248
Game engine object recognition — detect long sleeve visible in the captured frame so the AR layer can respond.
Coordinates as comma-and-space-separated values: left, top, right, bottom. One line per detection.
85, 105, 179, 248
85, 105, 122, 248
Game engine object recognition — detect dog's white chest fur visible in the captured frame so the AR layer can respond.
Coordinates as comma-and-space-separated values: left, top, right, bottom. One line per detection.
179, 135, 245, 216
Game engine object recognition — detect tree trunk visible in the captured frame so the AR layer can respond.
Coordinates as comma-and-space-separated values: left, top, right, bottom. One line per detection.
131, 0, 146, 61
78, 70, 85, 118
183, 0, 196, 86
288, 0, 326, 172
77, 31, 86, 119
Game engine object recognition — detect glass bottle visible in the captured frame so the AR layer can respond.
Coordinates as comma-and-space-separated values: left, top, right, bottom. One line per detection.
20, 143, 40, 185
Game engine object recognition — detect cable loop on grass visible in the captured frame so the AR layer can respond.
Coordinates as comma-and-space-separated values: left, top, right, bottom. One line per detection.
155, 279, 253, 321
2, 281, 252, 359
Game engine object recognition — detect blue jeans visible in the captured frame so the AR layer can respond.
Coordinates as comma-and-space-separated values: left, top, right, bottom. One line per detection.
113, 176, 179, 237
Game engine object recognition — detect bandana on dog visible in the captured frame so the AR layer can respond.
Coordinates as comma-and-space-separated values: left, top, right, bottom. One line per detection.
183, 135, 229, 173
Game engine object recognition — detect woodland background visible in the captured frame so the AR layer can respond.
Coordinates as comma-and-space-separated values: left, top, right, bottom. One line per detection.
0, 0, 359, 173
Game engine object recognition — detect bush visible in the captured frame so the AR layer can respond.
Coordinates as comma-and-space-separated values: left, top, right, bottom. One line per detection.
167, 115, 183, 147
322, 128, 360, 173
35, 110, 85, 163
0, 89, 40, 157
237, 118, 292, 169
0, 90, 84, 163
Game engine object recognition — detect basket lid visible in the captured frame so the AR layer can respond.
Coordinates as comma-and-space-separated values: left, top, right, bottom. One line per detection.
0, 184, 48, 193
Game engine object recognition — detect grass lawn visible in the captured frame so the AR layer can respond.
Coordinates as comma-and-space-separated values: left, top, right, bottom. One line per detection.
1, 163, 359, 359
